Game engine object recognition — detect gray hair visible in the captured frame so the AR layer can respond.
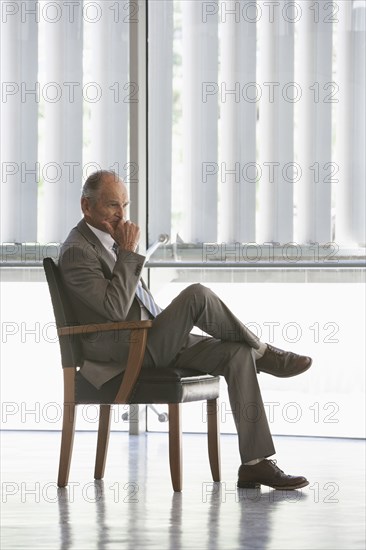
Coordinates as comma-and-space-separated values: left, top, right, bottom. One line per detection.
81, 170, 120, 204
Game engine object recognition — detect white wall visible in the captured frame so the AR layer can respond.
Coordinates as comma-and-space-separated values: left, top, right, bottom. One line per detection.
1, 271, 365, 438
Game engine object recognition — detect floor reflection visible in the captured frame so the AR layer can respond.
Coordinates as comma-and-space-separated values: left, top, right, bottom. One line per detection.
2, 431, 365, 550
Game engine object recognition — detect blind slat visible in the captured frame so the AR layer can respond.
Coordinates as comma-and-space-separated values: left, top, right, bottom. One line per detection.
296, 1, 333, 244
336, 1, 354, 245
87, 1, 129, 176
148, 0, 174, 245
257, 0, 294, 244
351, 1, 366, 245
182, 1, 218, 243
42, 4, 83, 242
220, 1, 257, 243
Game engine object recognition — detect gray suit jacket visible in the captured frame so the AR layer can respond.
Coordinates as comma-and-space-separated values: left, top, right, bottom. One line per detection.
59, 219, 147, 388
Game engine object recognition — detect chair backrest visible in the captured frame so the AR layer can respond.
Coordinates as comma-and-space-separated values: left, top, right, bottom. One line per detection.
43, 257, 82, 368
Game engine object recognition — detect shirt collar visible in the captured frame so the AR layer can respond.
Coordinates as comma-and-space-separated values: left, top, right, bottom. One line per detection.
86, 223, 116, 257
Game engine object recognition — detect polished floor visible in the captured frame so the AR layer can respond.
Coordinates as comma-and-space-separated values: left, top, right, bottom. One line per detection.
1, 430, 365, 550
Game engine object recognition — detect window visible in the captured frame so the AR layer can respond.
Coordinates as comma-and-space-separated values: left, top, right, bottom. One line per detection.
1, 1, 365, 437
0, 0, 131, 245
147, 0, 366, 255
146, 1, 366, 438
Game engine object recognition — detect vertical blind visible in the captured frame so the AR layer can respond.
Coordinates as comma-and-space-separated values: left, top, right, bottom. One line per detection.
1, 0, 39, 243
148, 0, 366, 248
0, 0, 365, 249
0, 0, 130, 244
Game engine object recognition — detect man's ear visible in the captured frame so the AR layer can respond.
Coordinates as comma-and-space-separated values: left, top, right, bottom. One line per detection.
81, 197, 89, 215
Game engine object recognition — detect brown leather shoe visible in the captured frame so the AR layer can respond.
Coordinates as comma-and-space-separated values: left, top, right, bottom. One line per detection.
256, 344, 312, 377
238, 459, 309, 490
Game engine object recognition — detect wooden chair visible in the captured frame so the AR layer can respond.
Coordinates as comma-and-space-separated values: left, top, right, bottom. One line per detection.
43, 258, 220, 491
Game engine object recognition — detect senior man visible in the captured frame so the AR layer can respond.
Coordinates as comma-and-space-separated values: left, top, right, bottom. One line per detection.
59, 170, 312, 490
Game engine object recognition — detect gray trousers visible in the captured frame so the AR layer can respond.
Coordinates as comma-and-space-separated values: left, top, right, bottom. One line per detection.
142, 284, 276, 463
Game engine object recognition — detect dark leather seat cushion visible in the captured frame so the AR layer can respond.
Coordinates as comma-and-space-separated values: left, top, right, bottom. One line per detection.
75, 367, 220, 405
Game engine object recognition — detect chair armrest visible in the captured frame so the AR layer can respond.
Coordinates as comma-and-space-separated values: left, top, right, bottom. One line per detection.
57, 320, 153, 337
113, 326, 149, 404
58, 320, 152, 403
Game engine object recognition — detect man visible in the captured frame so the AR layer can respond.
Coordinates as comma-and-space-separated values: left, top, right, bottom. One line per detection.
59, 170, 312, 490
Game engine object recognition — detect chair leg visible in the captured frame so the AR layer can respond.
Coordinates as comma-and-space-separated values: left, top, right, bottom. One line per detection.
57, 403, 77, 488
207, 398, 221, 482
168, 403, 182, 492
94, 405, 112, 480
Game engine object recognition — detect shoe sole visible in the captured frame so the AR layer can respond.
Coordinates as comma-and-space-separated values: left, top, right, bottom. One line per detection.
237, 480, 309, 490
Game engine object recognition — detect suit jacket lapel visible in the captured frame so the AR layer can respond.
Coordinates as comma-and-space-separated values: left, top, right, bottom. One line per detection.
76, 219, 116, 275
141, 278, 150, 293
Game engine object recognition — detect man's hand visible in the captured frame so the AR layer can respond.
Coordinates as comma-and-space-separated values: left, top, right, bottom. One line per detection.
103, 220, 140, 252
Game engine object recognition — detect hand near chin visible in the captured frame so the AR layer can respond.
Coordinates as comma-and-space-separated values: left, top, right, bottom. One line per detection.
102, 219, 140, 252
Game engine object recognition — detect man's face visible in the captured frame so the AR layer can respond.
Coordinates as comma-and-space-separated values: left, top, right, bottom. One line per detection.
81, 175, 129, 233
